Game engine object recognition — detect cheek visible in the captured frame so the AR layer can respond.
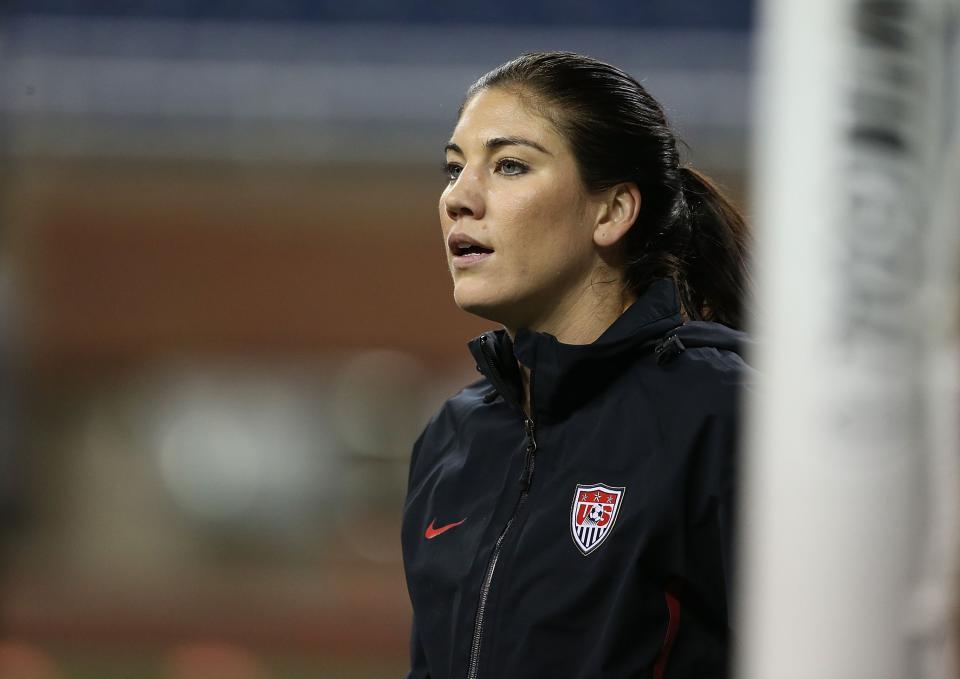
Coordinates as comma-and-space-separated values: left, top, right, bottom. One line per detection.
499, 186, 591, 260
497, 185, 558, 236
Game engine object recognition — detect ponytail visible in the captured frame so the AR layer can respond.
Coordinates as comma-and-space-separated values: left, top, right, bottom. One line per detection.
676, 167, 751, 330
621, 166, 752, 331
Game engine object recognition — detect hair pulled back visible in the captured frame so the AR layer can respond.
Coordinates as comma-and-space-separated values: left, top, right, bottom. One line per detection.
463, 51, 751, 330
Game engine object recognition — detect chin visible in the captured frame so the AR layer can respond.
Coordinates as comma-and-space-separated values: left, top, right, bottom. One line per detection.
453, 282, 527, 328
453, 294, 502, 324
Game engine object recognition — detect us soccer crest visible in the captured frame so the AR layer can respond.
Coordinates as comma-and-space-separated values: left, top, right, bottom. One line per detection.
570, 483, 625, 555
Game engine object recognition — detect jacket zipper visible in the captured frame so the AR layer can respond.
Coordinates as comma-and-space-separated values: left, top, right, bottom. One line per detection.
467, 336, 538, 679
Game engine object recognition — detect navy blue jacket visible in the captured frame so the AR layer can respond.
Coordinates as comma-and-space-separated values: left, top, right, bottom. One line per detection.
402, 279, 750, 679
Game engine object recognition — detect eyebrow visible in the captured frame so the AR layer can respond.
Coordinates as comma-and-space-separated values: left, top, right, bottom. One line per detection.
445, 136, 552, 156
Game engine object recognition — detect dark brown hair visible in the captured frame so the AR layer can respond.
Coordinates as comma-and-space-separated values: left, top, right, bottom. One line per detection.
463, 51, 751, 329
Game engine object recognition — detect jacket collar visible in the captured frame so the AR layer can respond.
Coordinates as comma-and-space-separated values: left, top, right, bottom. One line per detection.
468, 278, 683, 421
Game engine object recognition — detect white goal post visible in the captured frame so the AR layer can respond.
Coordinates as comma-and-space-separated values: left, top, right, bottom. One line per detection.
738, 0, 960, 677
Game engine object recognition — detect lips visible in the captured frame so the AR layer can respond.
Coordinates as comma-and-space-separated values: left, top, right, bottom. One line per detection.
447, 232, 494, 257
448, 232, 494, 269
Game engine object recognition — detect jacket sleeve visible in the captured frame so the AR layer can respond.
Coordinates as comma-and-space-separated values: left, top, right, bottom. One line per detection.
717, 431, 737, 602
685, 406, 740, 609
704, 407, 739, 601
404, 427, 432, 678
405, 615, 431, 679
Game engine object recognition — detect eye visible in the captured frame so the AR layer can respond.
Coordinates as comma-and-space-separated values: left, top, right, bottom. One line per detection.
495, 158, 529, 176
443, 161, 463, 182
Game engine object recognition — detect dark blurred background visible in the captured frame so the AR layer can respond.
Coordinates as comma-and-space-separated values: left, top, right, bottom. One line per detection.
0, 1, 753, 676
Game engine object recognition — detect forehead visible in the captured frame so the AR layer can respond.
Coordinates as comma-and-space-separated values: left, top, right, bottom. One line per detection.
451, 87, 563, 150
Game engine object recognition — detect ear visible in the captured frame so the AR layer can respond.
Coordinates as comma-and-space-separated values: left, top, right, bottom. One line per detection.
593, 183, 641, 248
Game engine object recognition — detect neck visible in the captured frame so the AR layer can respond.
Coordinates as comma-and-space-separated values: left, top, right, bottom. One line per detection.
506, 279, 635, 344
507, 281, 636, 418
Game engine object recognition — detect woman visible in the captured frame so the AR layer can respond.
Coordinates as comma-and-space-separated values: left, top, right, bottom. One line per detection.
402, 52, 751, 679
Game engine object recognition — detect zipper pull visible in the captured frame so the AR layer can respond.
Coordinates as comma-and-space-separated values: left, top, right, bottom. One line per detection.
519, 418, 537, 491
654, 333, 686, 365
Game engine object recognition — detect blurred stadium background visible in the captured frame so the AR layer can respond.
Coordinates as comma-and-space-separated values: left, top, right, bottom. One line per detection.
0, 1, 753, 676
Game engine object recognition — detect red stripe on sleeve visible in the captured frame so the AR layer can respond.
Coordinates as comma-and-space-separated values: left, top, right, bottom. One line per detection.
652, 589, 681, 679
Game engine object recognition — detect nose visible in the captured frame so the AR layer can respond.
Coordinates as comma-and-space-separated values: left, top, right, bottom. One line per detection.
442, 169, 485, 221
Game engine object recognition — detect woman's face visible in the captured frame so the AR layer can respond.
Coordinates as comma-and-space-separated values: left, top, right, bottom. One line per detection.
440, 87, 606, 331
